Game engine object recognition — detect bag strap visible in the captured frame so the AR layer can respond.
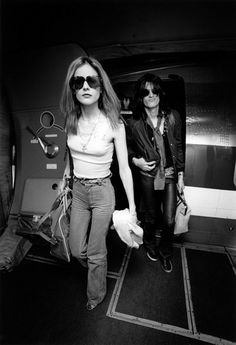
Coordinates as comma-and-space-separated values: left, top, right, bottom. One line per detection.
37, 188, 69, 229
35, 145, 73, 234
177, 189, 187, 207
65, 144, 74, 189
38, 144, 73, 228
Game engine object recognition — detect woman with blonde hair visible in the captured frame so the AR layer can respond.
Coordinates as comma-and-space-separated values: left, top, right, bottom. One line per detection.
60, 56, 137, 310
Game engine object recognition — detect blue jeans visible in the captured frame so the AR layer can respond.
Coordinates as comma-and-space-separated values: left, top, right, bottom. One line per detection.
69, 176, 115, 306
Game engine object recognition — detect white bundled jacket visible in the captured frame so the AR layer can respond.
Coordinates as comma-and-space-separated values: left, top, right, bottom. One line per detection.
112, 209, 143, 249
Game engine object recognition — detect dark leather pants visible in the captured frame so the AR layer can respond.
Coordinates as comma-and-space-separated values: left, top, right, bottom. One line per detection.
139, 174, 177, 258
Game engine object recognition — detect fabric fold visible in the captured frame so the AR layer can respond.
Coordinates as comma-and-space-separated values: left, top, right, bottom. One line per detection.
112, 209, 143, 249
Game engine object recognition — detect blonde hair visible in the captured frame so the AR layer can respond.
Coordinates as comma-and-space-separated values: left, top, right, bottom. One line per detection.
60, 56, 121, 134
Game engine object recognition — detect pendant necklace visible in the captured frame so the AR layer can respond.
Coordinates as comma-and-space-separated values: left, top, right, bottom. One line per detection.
79, 112, 100, 152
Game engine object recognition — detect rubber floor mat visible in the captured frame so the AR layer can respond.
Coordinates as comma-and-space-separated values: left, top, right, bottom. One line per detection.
186, 249, 236, 342
116, 246, 188, 328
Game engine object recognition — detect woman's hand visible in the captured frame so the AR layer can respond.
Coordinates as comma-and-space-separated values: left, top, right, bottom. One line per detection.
133, 157, 156, 172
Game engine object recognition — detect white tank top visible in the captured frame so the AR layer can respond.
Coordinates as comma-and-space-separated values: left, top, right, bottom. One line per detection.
67, 115, 115, 178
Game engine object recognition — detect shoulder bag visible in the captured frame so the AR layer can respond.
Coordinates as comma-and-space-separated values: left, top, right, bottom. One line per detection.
174, 190, 191, 235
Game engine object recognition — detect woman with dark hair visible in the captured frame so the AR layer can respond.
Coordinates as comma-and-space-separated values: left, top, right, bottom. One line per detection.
60, 56, 137, 310
127, 73, 185, 273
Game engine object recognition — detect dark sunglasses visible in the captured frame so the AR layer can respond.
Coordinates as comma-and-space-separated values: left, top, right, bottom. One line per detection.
141, 88, 160, 98
70, 75, 101, 91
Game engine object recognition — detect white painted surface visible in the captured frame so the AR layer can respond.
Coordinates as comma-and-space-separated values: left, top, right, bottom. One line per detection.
184, 186, 236, 219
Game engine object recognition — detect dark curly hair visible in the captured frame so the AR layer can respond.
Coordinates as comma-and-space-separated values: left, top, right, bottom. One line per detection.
132, 73, 171, 120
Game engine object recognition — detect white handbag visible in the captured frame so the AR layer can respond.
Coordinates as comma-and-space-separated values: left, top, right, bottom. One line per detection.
174, 191, 191, 235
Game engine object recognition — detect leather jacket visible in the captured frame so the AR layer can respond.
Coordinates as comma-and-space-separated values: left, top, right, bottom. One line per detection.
126, 109, 185, 177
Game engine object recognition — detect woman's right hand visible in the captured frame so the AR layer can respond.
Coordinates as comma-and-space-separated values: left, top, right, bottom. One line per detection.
133, 157, 156, 172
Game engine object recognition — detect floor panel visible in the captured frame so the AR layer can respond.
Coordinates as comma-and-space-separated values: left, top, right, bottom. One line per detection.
115, 246, 188, 328
108, 244, 235, 345
186, 248, 236, 342
0, 240, 235, 345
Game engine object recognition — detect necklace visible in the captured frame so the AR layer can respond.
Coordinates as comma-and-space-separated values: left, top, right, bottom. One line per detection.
79, 113, 100, 152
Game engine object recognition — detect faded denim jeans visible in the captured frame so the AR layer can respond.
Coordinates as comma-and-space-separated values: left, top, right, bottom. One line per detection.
69, 176, 115, 306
